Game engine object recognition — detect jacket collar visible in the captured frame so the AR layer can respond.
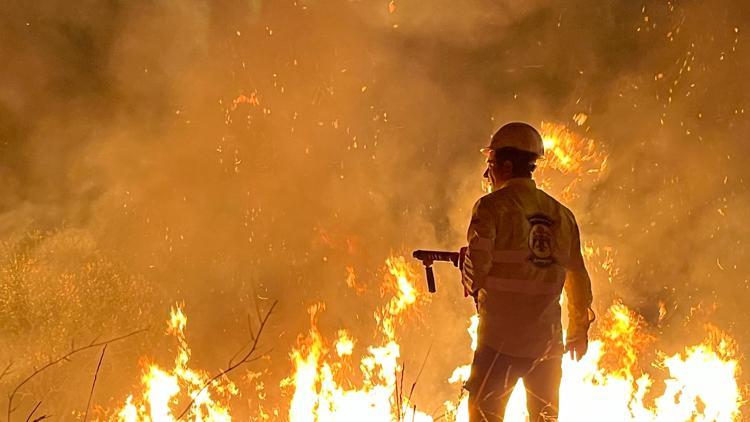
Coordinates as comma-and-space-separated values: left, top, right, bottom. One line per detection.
499, 177, 536, 190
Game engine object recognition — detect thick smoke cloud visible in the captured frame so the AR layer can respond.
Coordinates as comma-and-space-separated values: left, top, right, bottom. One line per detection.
1, 0, 748, 418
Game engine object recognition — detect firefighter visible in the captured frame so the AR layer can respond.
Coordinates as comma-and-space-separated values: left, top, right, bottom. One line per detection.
461, 122, 594, 421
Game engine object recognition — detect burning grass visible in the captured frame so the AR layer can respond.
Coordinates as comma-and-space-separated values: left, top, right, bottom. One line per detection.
102, 258, 741, 421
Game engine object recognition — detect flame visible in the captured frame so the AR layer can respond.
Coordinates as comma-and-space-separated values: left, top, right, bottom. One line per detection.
440, 304, 742, 422
556, 307, 741, 422
335, 330, 355, 357
537, 121, 608, 201
117, 305, 236, 422
280, 257, 433, 421
540, 121, 605, 174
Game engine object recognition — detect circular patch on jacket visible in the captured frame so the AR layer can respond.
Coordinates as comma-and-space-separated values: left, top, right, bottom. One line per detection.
527, 213, 555, 267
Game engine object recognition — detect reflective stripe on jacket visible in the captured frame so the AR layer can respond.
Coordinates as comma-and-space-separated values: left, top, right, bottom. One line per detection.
461, 178, 593, 359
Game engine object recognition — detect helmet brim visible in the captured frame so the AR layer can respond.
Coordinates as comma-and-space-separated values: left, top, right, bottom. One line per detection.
479, 146, 545, 160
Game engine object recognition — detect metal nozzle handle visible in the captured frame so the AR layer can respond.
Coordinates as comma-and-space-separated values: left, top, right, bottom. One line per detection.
426, 266, 436, 293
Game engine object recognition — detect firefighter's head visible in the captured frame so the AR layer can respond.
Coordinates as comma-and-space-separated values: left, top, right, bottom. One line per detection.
482, 122, 544, 191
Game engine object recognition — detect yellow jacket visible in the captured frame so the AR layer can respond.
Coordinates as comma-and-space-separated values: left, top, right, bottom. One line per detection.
462, 178, 593, 359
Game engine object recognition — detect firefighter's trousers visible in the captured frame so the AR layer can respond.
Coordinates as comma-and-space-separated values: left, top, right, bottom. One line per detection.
465, 345, 561, 422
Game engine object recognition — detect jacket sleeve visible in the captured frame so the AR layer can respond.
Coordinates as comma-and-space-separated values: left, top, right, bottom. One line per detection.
462, 199, 496, 294
564, 219, 594, 341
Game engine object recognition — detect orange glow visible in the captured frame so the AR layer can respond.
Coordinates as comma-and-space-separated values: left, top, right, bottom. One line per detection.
112, 125, 741, 421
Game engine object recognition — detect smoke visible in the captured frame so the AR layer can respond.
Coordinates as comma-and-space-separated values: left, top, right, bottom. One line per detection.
1, 0, 748, 417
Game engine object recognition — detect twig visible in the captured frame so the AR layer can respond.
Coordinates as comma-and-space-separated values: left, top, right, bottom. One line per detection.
407, 343, 432, 403
175, 300, 277, 421
227, 329, 260, 369
83, 345, 107, 422
429, 401, 448, 420
430, 410, 448, 421
246, 314, 256, 341
226, 314, 260, 367
394, 365, 401, 421
23, 401, 40, 422
7, 328, 147, 422
0, 363, 12, 383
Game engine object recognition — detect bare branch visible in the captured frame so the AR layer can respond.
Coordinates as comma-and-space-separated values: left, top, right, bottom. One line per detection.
394, 367, 400, 421
430, 408, 448, 421
227, 334, 254, 369
83, 345, 107, 422
395, 363, 404, 421
7, 328, 147, 422
246, 314, 256, 341
23, 401, 40, 422
229, 307, 264, 369
176, 300, 277, 421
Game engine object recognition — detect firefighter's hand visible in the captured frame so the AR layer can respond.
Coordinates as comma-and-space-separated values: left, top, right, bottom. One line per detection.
565, 336, 588, 361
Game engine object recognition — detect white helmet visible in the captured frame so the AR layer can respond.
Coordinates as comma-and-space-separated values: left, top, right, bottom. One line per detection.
481, 122, 544, 157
